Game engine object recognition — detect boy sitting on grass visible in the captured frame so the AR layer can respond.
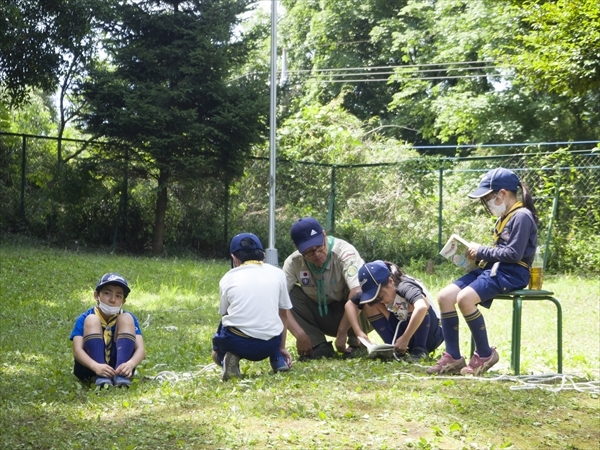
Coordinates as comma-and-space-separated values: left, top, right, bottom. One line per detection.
212, 233, 293, 381
70, 273, 146, 387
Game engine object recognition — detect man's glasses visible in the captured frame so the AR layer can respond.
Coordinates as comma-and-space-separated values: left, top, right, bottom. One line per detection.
301, 236, 326, 258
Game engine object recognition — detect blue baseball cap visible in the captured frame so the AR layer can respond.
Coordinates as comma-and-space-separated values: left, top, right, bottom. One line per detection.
290, 217, 324, 253
95, 273, 130, 297
468, 168, 520, 198
230, 232, 263, 254
358, 260, 391, 304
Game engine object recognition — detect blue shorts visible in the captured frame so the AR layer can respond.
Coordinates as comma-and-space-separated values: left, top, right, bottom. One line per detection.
212, 323, 283, 364
454, 263, 530, 308
374, 306, 444, 352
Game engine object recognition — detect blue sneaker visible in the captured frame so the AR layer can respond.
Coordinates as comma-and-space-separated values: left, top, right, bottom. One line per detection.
270, 357, 291, 373
95, 377, 113, 387
113, 376, 132, 388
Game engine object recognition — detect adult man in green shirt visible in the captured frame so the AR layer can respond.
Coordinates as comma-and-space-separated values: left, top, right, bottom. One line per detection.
283, 217, 371, 360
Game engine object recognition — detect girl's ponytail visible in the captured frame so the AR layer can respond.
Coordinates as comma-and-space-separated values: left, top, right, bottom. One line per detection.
520, 181, 538, 225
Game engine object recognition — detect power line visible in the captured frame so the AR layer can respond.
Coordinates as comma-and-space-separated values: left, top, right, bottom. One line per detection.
292, 60, 502, 74
304, 74, 498, 83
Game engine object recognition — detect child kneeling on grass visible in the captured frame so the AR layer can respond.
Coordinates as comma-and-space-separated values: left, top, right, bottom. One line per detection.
345, 260, 444, 361
212, 233, 293, 381
70, 273, 146, 387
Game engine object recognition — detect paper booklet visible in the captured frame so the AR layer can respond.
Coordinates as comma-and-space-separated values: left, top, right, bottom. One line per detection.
439, 234, 478, 271
358, 336, 395, 355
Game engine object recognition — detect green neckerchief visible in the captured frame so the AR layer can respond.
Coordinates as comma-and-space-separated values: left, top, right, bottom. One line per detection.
306, 235, 335, 317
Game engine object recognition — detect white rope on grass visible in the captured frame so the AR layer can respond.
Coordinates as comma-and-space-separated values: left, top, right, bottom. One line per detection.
386, 368, 600, 394
143, 361, 600, 394
146, 363, 220, 383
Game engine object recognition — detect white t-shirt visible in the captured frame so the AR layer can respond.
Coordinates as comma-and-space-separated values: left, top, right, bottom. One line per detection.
219, 262, 293, 340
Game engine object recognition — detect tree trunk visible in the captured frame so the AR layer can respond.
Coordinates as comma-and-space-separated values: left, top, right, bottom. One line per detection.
152, 167, 169, 256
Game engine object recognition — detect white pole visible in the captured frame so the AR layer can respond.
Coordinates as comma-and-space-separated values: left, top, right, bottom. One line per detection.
265, 0, 278, 266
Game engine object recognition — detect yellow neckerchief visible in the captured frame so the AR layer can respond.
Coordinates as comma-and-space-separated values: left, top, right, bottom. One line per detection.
493, 201, 524, 245
242, 260, 263, 266
94, 306, 120, 363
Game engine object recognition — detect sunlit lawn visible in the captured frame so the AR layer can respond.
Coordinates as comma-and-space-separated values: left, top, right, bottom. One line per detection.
1, 240, 598, 449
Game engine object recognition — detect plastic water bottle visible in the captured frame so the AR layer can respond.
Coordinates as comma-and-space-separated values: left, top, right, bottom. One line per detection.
529, 247, 543, 290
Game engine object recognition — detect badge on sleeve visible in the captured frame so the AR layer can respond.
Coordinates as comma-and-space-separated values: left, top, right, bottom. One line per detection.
346, 263, 358, 278
300, 270, 311, 285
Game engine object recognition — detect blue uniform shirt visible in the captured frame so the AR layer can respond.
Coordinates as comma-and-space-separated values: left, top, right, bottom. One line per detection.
70, 307, 143, 341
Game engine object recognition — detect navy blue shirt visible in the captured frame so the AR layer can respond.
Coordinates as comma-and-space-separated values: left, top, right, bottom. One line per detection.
477, 208, 537, 266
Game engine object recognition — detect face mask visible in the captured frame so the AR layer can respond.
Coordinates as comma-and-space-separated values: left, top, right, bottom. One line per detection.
98, 301, 121, 316
486, 195, 506, 217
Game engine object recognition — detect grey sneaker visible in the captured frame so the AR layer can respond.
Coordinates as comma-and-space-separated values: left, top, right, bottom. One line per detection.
460, 347, 499, 376
426, 352, 466, 374
95, 376, 113, 387
222, 352, 241, 381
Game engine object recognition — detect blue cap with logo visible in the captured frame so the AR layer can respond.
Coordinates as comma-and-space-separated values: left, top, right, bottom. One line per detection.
95, 273, 131, 297
468, 168, 521, 199
290, 217, 324, 253
230, 232, 263, 254
358, 260, 391, 304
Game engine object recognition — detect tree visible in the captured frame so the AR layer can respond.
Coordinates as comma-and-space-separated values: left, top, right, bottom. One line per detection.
503, 0, 600, 97
0, 0, 100, 106
78, 0, 268, 255
280, 0, 409, 123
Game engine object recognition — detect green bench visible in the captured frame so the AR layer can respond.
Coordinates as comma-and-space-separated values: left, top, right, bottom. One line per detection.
471, 289, 563, 375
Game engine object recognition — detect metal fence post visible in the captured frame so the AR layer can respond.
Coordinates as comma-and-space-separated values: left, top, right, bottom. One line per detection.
326, 166, 336, 234
544, 174, 561, 269
112, 147, 129, 249
437, 166, 444, 253
20, 135, 26, 219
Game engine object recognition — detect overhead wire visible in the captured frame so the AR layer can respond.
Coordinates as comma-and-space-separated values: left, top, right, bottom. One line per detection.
228, 60, 513, 84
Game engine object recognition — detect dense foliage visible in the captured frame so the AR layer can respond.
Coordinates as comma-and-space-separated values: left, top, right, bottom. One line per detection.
0, 0, 598, 271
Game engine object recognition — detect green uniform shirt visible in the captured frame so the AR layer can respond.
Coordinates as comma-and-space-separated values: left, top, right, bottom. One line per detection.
282, 237, 364, 303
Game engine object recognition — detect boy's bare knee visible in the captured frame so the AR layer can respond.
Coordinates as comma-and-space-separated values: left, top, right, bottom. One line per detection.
83, 314, 102, 334
117, 312, 134, 325
116, 312, 135, 333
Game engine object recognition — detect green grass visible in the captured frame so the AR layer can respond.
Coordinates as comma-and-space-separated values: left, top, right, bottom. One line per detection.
1, 240, 599, 449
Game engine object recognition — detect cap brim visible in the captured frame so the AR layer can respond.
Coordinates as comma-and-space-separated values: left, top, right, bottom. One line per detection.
468, 187, 493, 199
97, 281, 130, 296
359, 284, 381, 304
297, 234, 324, 253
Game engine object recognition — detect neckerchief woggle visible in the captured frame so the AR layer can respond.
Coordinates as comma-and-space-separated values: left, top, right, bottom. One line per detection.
306, 236, 335, 317
94, 306, 121, 363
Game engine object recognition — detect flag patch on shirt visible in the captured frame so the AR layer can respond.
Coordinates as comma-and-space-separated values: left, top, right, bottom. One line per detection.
300, 271, 311, 285
341, 252, 356, 261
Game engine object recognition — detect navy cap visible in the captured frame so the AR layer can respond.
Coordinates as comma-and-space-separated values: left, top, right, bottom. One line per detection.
468, 168, 521, 199
230, 232, 263, 254
290, 217, 324, 254
358, 260, 390, 304
95, 273, 130, 297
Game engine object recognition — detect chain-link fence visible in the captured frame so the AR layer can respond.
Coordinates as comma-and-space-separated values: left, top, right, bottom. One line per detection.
1, 131, 598, 272
230, 147, 600, 272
